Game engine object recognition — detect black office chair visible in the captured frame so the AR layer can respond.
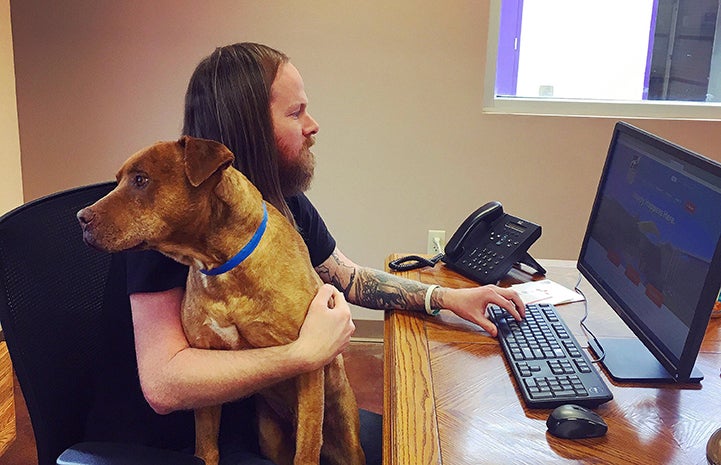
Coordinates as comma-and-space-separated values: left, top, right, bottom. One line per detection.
0, 182, 203, 465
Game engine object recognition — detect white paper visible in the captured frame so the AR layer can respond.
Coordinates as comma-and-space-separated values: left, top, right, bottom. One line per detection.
511, 279, 585, 306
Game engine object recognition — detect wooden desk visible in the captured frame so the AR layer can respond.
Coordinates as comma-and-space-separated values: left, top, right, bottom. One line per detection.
0, 340, 16, 457
383, 255, 721, 465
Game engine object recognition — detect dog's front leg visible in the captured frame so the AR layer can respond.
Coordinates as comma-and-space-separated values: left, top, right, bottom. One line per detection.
257, 394, 295, 465
195, 405, 222, 465
320, 356, 365, 465
294, 368, 325, 465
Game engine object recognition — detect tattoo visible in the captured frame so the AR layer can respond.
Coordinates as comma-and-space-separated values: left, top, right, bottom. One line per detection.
315, 251, 356, 297
352, 268, 427, 311
315, 250, 436, 312
432, 286, 446, 310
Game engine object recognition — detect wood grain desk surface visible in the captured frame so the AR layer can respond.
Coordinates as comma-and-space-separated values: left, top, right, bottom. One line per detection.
0, 341, 15, 457
383, 255, 721, 465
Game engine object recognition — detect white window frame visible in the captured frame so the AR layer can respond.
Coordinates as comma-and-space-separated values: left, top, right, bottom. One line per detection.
483, 0, 721, 121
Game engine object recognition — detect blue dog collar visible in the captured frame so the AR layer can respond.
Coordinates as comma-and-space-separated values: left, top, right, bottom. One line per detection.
200, 202, 268, 276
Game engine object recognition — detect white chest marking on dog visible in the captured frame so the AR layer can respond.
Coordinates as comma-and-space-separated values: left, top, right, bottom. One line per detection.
203, 315, 241, 347
198, 271, 210, 286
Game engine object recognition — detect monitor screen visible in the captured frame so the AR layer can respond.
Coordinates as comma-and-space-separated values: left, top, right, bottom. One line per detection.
577, 122, 721, 382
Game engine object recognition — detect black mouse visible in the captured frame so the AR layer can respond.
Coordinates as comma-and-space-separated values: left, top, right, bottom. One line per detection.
546, 404, 607, 439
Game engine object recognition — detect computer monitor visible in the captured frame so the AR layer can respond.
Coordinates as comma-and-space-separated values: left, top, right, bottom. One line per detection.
577, 122, 721, 383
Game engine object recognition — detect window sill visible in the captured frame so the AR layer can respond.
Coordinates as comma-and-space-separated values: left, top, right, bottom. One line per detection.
483, 97, 721, 121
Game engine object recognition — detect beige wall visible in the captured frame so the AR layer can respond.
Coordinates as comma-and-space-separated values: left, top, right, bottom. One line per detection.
11, 1, 721, 279
1, 0, 22, 215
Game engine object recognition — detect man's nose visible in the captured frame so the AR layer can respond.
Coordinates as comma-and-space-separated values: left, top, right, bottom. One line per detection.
304, 113, 319, 136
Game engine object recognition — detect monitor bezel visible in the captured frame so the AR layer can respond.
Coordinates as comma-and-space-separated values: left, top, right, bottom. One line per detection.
577, 121, 721, 382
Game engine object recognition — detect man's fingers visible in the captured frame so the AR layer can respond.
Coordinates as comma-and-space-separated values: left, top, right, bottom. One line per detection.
502, 300, 523, 321
494, 288, 525, 320
314, 284, 335, 307
476, 316, 498, 337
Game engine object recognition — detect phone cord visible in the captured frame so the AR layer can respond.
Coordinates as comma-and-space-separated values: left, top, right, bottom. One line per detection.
388, 253, 444, 271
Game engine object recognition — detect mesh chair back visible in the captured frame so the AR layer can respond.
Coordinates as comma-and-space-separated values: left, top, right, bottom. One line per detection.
0, 182, 116, 465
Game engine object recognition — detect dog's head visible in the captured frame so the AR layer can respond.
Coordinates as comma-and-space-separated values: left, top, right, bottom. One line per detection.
77, 136, 234, 255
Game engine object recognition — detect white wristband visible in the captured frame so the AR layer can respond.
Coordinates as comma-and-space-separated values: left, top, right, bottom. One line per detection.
425, 285, 440, 316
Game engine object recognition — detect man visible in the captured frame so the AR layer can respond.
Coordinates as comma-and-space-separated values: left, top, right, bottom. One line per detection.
124, 42, 525, 464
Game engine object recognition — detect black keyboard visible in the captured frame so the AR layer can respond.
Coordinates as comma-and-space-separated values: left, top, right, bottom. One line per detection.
488, 302, 613, 409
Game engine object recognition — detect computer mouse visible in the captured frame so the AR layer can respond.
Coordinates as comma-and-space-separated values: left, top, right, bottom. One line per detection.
708, 427, 721, 465
546, 404, 608, 439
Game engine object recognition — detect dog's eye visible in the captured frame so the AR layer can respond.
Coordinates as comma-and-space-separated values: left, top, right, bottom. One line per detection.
133, 174, 149, 188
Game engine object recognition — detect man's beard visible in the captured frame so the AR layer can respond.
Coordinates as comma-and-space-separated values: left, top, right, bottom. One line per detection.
278, 137, 316, 197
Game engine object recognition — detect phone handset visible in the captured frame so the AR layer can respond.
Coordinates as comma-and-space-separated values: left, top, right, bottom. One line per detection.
444, 201, 503, 260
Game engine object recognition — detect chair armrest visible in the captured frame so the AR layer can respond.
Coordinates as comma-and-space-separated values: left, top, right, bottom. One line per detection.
57, 441, 205, 465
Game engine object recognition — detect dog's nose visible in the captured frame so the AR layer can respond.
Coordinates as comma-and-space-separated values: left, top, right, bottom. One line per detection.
76, 207, 95, 226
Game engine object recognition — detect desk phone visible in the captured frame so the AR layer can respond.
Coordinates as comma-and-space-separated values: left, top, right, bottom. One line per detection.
442, 201, 545, 284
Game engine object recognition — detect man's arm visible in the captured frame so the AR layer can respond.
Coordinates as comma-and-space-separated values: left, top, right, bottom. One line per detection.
130, 284, 354, 414
315, 248, 525, 337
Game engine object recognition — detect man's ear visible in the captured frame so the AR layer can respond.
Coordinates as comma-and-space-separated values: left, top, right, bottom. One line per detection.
179, 136, 235, 187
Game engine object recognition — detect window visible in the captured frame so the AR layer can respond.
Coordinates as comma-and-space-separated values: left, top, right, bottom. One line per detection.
484, 0, 721, 119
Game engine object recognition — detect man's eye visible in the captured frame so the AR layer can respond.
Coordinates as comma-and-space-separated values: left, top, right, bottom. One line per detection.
290, 104, 305, 119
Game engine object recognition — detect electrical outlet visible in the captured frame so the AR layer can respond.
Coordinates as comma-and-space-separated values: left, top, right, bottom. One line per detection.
427, 230, 446, 255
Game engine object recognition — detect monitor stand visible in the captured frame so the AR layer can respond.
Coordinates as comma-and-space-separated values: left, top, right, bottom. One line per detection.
588, 337, 703, 383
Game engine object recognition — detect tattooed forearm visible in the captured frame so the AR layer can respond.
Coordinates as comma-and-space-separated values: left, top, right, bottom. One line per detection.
315, 251, 356, 297
351, 268, 428, 311
315, 250, 439, 311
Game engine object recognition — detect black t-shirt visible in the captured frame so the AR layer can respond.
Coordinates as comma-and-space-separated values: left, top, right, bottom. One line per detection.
85, 193, 335, 452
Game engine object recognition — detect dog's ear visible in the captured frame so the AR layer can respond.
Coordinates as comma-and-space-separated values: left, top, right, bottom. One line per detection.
180, 136, 235, 187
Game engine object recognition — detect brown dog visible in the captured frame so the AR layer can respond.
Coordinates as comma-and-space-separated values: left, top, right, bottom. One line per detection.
77, 136, 366, 465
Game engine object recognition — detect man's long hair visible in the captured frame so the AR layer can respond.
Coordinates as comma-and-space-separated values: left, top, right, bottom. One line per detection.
182, 42, 294, 223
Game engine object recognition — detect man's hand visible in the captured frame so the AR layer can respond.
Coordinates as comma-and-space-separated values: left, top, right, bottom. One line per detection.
441, 285, 525, 337
293, 284, 355, 371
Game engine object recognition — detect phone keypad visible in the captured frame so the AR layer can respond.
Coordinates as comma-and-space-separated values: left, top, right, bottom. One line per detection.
461, 247, 505, 275
491, 228, 522, 248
